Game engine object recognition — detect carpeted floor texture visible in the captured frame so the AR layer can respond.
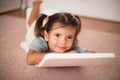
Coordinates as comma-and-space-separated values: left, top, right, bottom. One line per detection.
0, 15, 120, 80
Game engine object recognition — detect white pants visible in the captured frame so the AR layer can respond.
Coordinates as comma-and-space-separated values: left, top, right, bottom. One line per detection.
20, 21, 36, 52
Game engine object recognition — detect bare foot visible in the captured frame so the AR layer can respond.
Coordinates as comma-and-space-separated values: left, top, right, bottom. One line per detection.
33, 0, 42, 7
34, 0, 42, 4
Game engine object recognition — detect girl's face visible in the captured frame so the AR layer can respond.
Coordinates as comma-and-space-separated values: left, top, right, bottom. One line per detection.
44, 23, 76, 53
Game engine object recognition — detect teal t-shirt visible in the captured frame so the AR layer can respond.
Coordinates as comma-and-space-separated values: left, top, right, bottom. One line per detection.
29, 37, 86, 53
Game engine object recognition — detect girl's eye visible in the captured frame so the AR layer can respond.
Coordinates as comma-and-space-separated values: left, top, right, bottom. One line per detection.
67, 36, 73, 40
54, 34, 60, 38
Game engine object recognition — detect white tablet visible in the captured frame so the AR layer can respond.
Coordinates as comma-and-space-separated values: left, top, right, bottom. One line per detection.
35, 53, 115, 67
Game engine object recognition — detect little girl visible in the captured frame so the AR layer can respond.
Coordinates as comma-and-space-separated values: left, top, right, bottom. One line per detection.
20, 0, 94, 66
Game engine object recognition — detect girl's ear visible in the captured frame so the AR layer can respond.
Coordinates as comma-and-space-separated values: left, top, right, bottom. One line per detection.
44, 30, 49, 41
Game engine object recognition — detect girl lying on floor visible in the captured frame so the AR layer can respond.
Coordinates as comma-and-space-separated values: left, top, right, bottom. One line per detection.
20, 0, 94, 66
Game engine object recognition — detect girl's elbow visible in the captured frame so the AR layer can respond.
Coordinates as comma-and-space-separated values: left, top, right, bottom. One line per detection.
26, 54, 35, 66
26, 57, 34, 66
26, 50, 36, 66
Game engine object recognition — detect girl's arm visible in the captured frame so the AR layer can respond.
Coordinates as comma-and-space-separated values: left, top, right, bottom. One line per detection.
67, 49, 95, 53
26, 49, 45, 65
67, 50, 78, 53
26, 49, 95, 66
85, 50, 95, 53
69, 45, 95, 53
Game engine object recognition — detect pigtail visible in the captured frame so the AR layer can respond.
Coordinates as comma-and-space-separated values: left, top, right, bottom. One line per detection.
75, 15, 81, 26
74, 15, 81, 33
72, 15, 81, 44
34, 14, 47, 37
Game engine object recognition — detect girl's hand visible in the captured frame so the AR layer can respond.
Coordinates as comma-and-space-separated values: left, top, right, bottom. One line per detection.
85, 50, 95, 53
50, 50, 78, 53
66, 50, 78, 53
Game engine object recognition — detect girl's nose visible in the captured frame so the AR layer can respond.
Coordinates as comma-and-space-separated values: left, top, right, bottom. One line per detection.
61, 38, 66, 45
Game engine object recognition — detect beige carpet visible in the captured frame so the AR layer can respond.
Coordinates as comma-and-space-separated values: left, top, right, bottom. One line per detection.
0, 15, 120, 80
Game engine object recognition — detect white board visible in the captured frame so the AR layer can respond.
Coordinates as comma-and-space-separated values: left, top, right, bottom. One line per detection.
35, 53, 115, 67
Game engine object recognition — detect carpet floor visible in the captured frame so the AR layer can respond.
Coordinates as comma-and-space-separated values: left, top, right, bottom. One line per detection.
0, 15, 120, 80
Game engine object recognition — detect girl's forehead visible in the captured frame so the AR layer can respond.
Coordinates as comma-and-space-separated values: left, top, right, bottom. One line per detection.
51, 23, 64, 30
51, 22, 76, 30
49, 23, 76, 35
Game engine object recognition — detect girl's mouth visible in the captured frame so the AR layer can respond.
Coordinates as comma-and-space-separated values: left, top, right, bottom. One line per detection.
56, 46, 67, 51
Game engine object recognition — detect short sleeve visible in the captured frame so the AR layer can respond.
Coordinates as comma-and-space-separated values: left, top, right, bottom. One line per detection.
71, 45, 86, 53
29, 37, 48, 52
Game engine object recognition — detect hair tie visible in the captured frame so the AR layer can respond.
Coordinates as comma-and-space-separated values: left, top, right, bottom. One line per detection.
42, 17, 48, 27
72, 15, 80, 25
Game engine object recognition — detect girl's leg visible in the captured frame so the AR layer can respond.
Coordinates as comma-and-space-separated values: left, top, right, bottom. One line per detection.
28, 0, 42, 26
20, 0, 42, 52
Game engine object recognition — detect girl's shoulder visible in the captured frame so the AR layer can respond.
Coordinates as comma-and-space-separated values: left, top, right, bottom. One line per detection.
33, 36, 46, 43
29, 36, 48, 52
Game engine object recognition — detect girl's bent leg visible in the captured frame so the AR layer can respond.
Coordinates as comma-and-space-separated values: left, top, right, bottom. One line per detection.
28, 0, 42, 26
